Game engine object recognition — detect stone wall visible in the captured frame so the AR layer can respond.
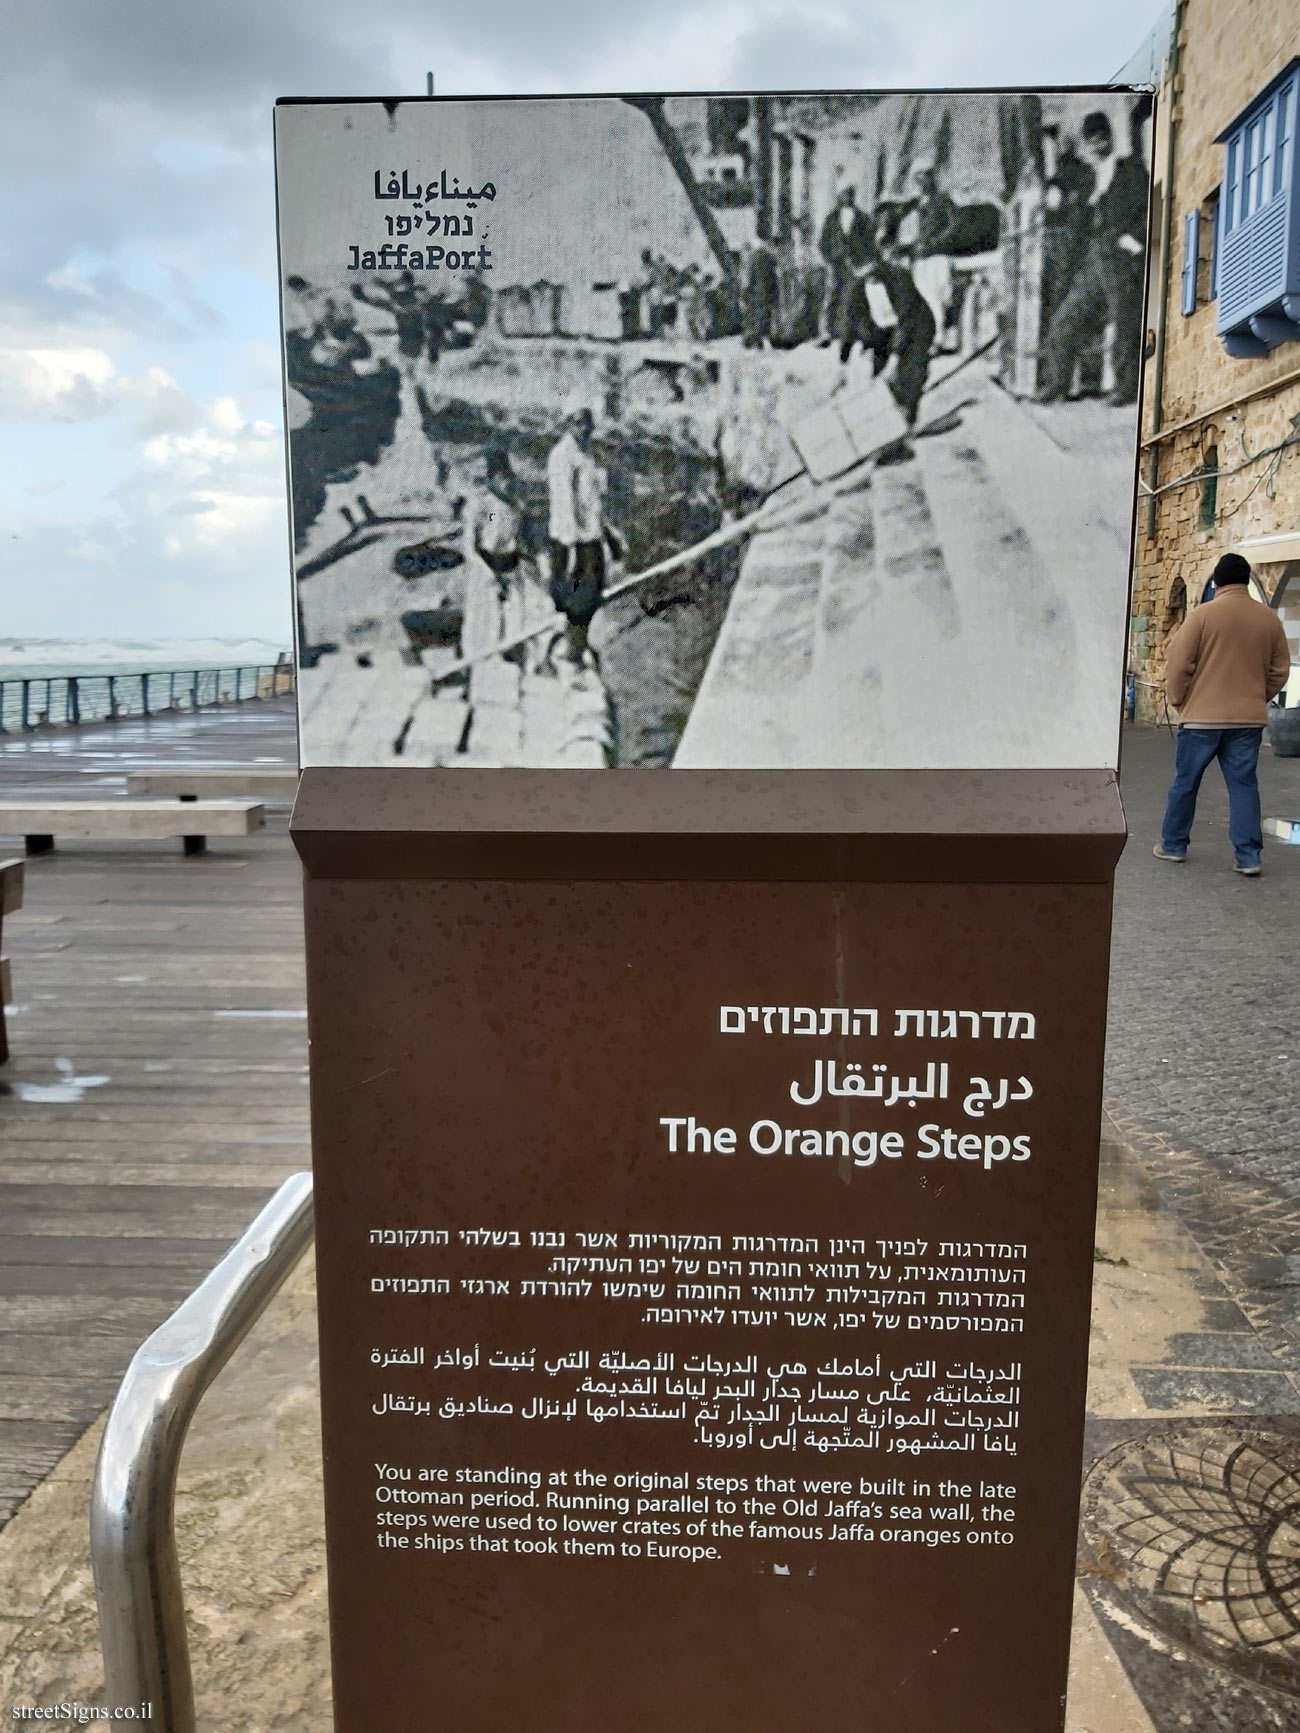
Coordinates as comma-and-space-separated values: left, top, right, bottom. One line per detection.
1131, 0, 1300, 721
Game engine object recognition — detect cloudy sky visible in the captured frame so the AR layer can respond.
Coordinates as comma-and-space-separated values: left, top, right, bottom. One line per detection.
0, 0, 1159, 646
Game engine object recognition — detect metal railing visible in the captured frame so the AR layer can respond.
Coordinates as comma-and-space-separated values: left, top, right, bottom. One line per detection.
91, 1173, 314, 1732
0, 663, 294, 734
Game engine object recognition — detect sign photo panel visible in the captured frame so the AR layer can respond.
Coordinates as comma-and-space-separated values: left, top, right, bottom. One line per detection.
276, 89, 1151, 773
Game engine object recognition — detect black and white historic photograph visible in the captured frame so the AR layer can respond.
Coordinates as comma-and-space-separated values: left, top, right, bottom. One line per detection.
275, 90, 1151, 770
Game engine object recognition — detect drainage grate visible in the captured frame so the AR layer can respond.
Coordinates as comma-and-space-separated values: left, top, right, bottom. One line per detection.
1082, 1421, 1300, 1698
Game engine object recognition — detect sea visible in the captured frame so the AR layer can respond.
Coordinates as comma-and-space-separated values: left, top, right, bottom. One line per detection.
0, 637, 290, 681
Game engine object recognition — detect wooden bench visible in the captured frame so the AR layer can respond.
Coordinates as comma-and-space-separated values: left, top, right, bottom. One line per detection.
0, 857, 24, 1063
125, 769, 299, 802
0, 801, 265, 858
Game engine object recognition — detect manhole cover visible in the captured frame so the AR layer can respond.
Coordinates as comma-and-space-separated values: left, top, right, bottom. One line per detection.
1082, 1422, 1300, 1698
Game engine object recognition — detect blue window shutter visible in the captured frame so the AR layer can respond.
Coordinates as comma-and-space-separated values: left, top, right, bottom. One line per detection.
1210, 194, 1220, 299
1181, 209, 1199, 314
1216, 64, 1300, 338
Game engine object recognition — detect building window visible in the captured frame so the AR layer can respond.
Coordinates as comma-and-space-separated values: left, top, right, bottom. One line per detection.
1199, 445, 1219, 528
1182, 192, 1223, 313
1181, 209, 1199, 314
1203, 189, 1220, 301
1215, 58, 1300, 354
1166, 575, 1187, 629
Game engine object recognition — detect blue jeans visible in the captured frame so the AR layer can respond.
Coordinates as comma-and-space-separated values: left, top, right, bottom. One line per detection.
1160, 726, 1264, 866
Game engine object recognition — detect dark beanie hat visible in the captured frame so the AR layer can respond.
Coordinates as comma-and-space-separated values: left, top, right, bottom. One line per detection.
1213, 552, 1252, 586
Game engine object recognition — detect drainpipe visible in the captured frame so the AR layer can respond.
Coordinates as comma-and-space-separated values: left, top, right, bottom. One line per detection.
1146, 0, 1184, 539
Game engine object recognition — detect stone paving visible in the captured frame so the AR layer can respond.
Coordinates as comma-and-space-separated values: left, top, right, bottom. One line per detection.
1084, 1129, 1300, 1731
1089, 724, 1300, 1730
1106, 725, 1300, 1373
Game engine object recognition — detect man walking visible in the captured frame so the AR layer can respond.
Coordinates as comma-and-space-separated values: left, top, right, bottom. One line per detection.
546, 408, 621, 666
1155, 553, 1291, 875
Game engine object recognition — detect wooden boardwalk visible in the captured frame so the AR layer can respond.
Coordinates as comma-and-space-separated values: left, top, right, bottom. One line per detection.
0, 699, 307, 1524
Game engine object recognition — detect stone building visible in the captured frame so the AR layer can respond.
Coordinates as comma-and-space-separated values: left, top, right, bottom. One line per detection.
1126, 1, 1300, 720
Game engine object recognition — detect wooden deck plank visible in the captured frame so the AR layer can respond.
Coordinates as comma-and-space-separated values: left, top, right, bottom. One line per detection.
0, 1294, 194, 1333
0, 1376, 138, 1423
0, 1116, 310, 1143
0, 1235, 252, 1264
0, 1163, 310, 1188
0, 1262, 232, 1298
0, 1104, 308, 1125
0, 1422, 82, 1523
0, 1181, 290, 1207
0, 1335, 150, 1377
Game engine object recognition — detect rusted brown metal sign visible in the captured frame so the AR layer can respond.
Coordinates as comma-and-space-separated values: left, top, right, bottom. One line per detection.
294, 768, 1125, 1730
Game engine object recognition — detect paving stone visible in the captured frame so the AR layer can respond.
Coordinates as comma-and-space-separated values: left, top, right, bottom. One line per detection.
1160, 1330, 1291, 1369
1106, 725, 1300, 1380
1129, 1366, 1300, 1412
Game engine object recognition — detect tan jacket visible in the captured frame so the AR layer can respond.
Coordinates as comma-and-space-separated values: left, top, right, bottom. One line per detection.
1164, 586, 1291, 724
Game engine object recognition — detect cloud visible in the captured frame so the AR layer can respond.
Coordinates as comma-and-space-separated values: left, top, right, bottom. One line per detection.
0, 345, 195, 424
128, 394, 284, 569
2, 385, 291, 639
164, 266, 225, 334
0, 346, 120, 419
729, 5, 903, 89
45, 264, 102, 300
8, 386, 284, 547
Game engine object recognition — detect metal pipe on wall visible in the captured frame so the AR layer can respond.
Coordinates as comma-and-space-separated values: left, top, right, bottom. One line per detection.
1146, 0, 1185, 539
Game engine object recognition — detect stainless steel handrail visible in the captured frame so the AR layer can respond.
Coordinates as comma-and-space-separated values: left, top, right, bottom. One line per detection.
91, 1172, 315, 1731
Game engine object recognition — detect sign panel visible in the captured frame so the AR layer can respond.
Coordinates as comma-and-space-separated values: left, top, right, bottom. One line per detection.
280, 84, 1149, 1733
275, 90, 1150, 771
301, 842, 1117, 1730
